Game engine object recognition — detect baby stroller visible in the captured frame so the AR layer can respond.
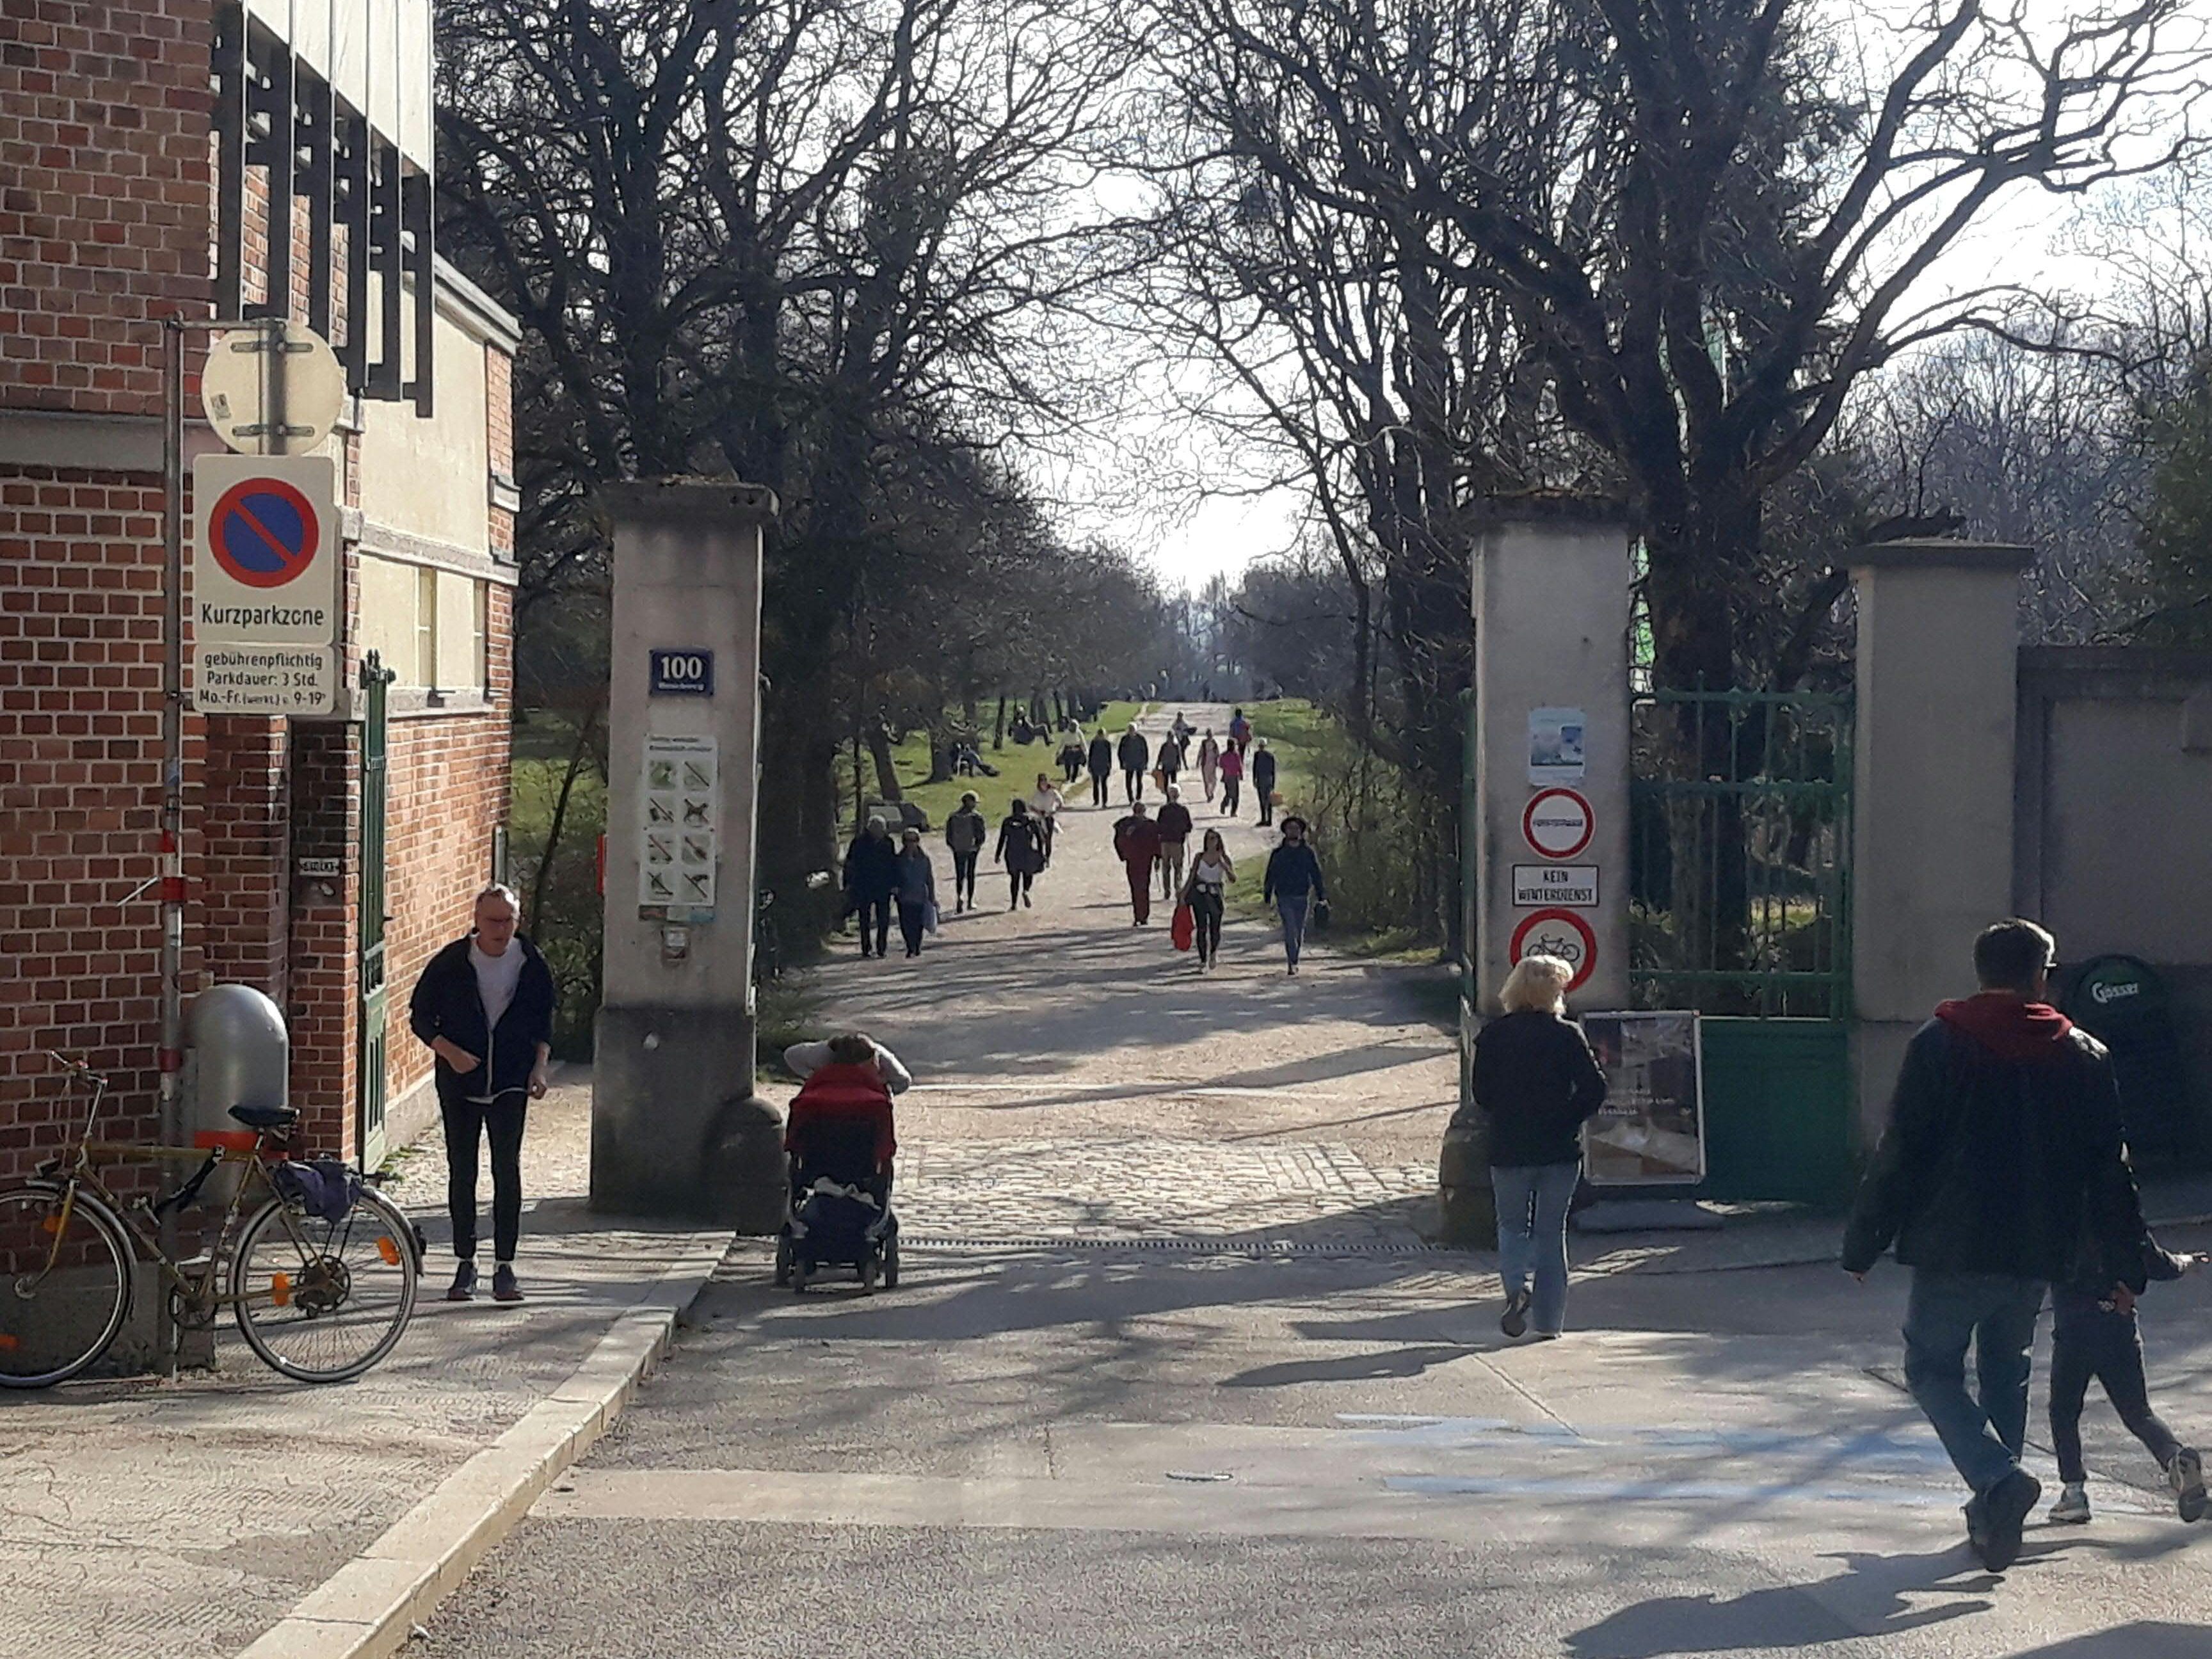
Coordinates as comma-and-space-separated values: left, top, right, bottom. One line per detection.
775, 1066, 901, 1294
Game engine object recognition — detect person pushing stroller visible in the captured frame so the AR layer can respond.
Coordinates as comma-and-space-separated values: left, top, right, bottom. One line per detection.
778, 1034, 911, 1291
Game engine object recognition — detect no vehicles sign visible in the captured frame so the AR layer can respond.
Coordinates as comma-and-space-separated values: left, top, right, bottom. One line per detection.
1511, 908, 1598, 993
191, 454, 339, 716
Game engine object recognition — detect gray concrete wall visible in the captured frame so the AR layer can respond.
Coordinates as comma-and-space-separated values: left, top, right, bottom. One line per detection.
2017, 648, 2212, 1134
1470, 511, 1632, 1016
1848, 542, 2031, 1142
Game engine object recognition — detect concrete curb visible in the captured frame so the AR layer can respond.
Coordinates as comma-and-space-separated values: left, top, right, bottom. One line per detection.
232, 1235, 730, 1659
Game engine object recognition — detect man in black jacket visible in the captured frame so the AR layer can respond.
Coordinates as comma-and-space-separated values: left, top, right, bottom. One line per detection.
1086, 729, 1114, 808
1842, 918, 2139, 1571
842, 816, 900, 958
1117, 726, 1150, 805
409, 884, 557, 1304
1251, 739, 1278, 826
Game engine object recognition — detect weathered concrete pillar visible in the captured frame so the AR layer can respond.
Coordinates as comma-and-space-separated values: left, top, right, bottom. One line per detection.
592, 479, 784, 1228
1848, 540, 2030, 1143
1442, 504, 1633, 1244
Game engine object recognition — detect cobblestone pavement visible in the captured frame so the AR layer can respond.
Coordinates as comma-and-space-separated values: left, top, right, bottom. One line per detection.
782, 703, 1464, 1253
0, 1080, 724, 1659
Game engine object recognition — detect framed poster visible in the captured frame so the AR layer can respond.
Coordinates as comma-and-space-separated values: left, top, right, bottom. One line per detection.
1580, 1010, 1704, 1185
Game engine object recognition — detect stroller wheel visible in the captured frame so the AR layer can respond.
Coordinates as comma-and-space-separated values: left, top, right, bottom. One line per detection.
773, 1235, 792, 1287
859, 1256, 879, 1294
882, 1237, 900, 1290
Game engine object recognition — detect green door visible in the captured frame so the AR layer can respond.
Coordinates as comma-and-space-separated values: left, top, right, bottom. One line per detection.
357, 652, 394, 1167
1629, 688, 1856, 1205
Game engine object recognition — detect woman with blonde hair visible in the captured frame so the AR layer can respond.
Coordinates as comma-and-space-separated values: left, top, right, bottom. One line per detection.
1471, 954, 1607, 1340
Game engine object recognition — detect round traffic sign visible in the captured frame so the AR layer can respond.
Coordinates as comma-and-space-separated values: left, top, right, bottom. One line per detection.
201, 322, 346, 455
1523, 787, 1594, 859
1511, 909, 1598, 993
208, 476, 321, 589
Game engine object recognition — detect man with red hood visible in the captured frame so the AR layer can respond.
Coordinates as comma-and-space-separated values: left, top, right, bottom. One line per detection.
1843, 918, 2142, 1574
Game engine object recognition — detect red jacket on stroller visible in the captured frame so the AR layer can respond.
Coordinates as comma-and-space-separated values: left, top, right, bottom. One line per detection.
785, 1060, 897, 1170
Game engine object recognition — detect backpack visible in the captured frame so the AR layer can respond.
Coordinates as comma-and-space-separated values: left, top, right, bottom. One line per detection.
272, 1157, 363, 1223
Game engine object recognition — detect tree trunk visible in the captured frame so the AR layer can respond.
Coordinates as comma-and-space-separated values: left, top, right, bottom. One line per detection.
867, 719, 902, 801
992, 694, 1007, 749
528, 700, 601, 932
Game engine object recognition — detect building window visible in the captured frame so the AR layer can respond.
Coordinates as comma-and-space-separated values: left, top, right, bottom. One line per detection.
415, 567, 439, 687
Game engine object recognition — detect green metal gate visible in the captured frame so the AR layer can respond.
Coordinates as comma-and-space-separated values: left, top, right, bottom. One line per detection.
1629, 688, 1855, 1204
357, 652, 395, 1168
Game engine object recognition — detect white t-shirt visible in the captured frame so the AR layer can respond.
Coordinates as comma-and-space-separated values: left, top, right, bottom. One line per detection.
472, 941, 525, 1036
1190, 856, 1231, 894
1029, 787, 1064, 819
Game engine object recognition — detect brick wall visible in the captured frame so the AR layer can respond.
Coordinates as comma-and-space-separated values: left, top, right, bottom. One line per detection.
0, 0, 215, 416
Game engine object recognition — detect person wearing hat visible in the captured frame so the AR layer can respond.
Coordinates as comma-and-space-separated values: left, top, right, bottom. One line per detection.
1155, 783, 1194, 901
842, 814, 900, 959
945, 791, 988, 914
1262, 815, 1327, 976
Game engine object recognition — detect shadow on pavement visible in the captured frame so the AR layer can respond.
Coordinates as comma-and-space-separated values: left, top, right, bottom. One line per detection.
1221, 1343, 1471, 1388
2005, 1622, 2212, 1656
1562, 1547, 1996, 1655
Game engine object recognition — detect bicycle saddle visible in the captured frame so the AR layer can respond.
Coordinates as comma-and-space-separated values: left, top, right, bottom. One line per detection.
228, 1103, 300, 1130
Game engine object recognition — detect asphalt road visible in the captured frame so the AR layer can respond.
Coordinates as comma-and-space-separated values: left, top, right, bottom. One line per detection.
419, 705, 2212, 1656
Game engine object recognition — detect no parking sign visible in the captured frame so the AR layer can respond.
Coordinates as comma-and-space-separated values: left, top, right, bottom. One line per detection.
191, 454, 339, 715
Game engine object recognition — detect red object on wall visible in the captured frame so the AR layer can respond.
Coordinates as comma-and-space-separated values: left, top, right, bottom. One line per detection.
597, 834, 607, 896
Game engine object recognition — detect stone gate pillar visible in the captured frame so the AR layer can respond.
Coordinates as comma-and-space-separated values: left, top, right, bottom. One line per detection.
1848, 540, 2030, 1143
1442, 504, 1633, 1244
592, 479, 784, 1228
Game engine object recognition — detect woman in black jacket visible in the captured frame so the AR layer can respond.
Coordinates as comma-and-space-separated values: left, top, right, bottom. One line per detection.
994, 799, 1046, 910
408, 884, 558, 1304
1471, 954, 1605, 1340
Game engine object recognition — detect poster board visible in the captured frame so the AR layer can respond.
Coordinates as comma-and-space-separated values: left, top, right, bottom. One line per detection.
1580, 1010, 1704, 1185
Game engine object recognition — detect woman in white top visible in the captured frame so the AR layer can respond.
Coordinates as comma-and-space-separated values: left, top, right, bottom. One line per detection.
1182, 829, 1235, 972
1196, 731, 1221, 803
1029, 773, 1066, 867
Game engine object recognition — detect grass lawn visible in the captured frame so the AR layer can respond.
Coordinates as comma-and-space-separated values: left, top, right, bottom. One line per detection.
841, 702, 1155, 833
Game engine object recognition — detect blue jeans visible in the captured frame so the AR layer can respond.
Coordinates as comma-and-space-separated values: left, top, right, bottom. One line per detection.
1491, 1161, 1579, 1333
1278, 895, 1310, 966
1903, 1270, 2045, 1495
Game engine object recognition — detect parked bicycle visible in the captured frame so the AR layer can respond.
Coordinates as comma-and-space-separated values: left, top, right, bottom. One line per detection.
0, 1054, 419, 1388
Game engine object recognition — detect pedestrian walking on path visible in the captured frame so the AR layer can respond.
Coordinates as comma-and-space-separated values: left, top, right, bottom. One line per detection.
1057, 733, 1086, 785
1252, 739, 1278, 826
1118, 726, 1150, 804
1155, 785, 1193, 901
1157, 730, 1184, 792
1229, 707, 1253, 749
1197, 730, 1221, 802
945, 792, 986, 914
408, 883, 556, 1306
1219, 741, 1245, 816
893, 828, 938, 958
1029, 773, 1066, 867
1470, 955, 1607, 1343
1086, 728, 1114, 807
2048, 1224, 2206, 1526
1262, 815, 1326, 975
842, 815, 900, 958
1182, 830, 1233, 972
1842, 917, 2145, 1573
1113, 801, 1164, 926
994, 798, 1046, 910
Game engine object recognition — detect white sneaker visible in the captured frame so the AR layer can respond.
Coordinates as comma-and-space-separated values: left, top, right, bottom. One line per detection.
2049, 1482, 2092, 1525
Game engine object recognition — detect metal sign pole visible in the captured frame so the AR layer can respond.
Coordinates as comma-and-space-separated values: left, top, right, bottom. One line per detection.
157, 317, 186, 1377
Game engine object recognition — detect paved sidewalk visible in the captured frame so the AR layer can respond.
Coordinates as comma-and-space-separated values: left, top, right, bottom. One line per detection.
0, 1078, 726, 1659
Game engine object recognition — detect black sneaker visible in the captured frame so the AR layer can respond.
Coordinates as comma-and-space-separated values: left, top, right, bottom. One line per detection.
1978, 1470, 2041, 1572
2170, 1447, 2207, 1523
446, 1261, 478, 1302
1500, 1290, 1531, 1340
492, 1264, 525, 1304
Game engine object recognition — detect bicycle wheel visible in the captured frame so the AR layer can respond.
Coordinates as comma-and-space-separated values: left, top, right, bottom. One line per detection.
231, 1184, 418, 1382
0, 1182, 133, 1388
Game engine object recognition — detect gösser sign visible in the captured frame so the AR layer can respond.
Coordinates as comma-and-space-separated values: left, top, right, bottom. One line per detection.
189, 453, 339, 716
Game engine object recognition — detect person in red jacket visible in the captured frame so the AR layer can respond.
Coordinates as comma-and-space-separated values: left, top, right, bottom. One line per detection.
1112, 801, 1164, 926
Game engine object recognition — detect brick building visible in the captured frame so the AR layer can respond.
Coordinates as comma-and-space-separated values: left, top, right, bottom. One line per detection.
1, 0, 520, 1174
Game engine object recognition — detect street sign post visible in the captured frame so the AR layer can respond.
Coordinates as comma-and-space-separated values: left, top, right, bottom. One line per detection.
189, 453, 340, 716
200, 320, 346, 456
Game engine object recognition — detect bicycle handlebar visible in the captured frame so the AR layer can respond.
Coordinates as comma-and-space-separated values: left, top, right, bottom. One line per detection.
46, 1050, 107, 1086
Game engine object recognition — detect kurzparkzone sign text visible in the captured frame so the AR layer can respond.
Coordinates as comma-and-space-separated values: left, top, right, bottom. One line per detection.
189, 454, 340, 716
199, 602, 330, 630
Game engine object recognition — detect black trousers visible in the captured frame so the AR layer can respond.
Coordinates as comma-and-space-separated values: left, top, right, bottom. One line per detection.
443, 1089, 527, 1263
2050, 1306, 2183, 1483
1062, 757, 1082, 783
1007, 867, 1035, 904
1123, 766, 1145, 802
1222, 777, 1242, 815
952, 849, 979, 903
1256, 783, 1275, 824
856, 895, 891, 956
1190, 890, 1224, 962
898, 900, 929, 956
1089, 771, 1109, 806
